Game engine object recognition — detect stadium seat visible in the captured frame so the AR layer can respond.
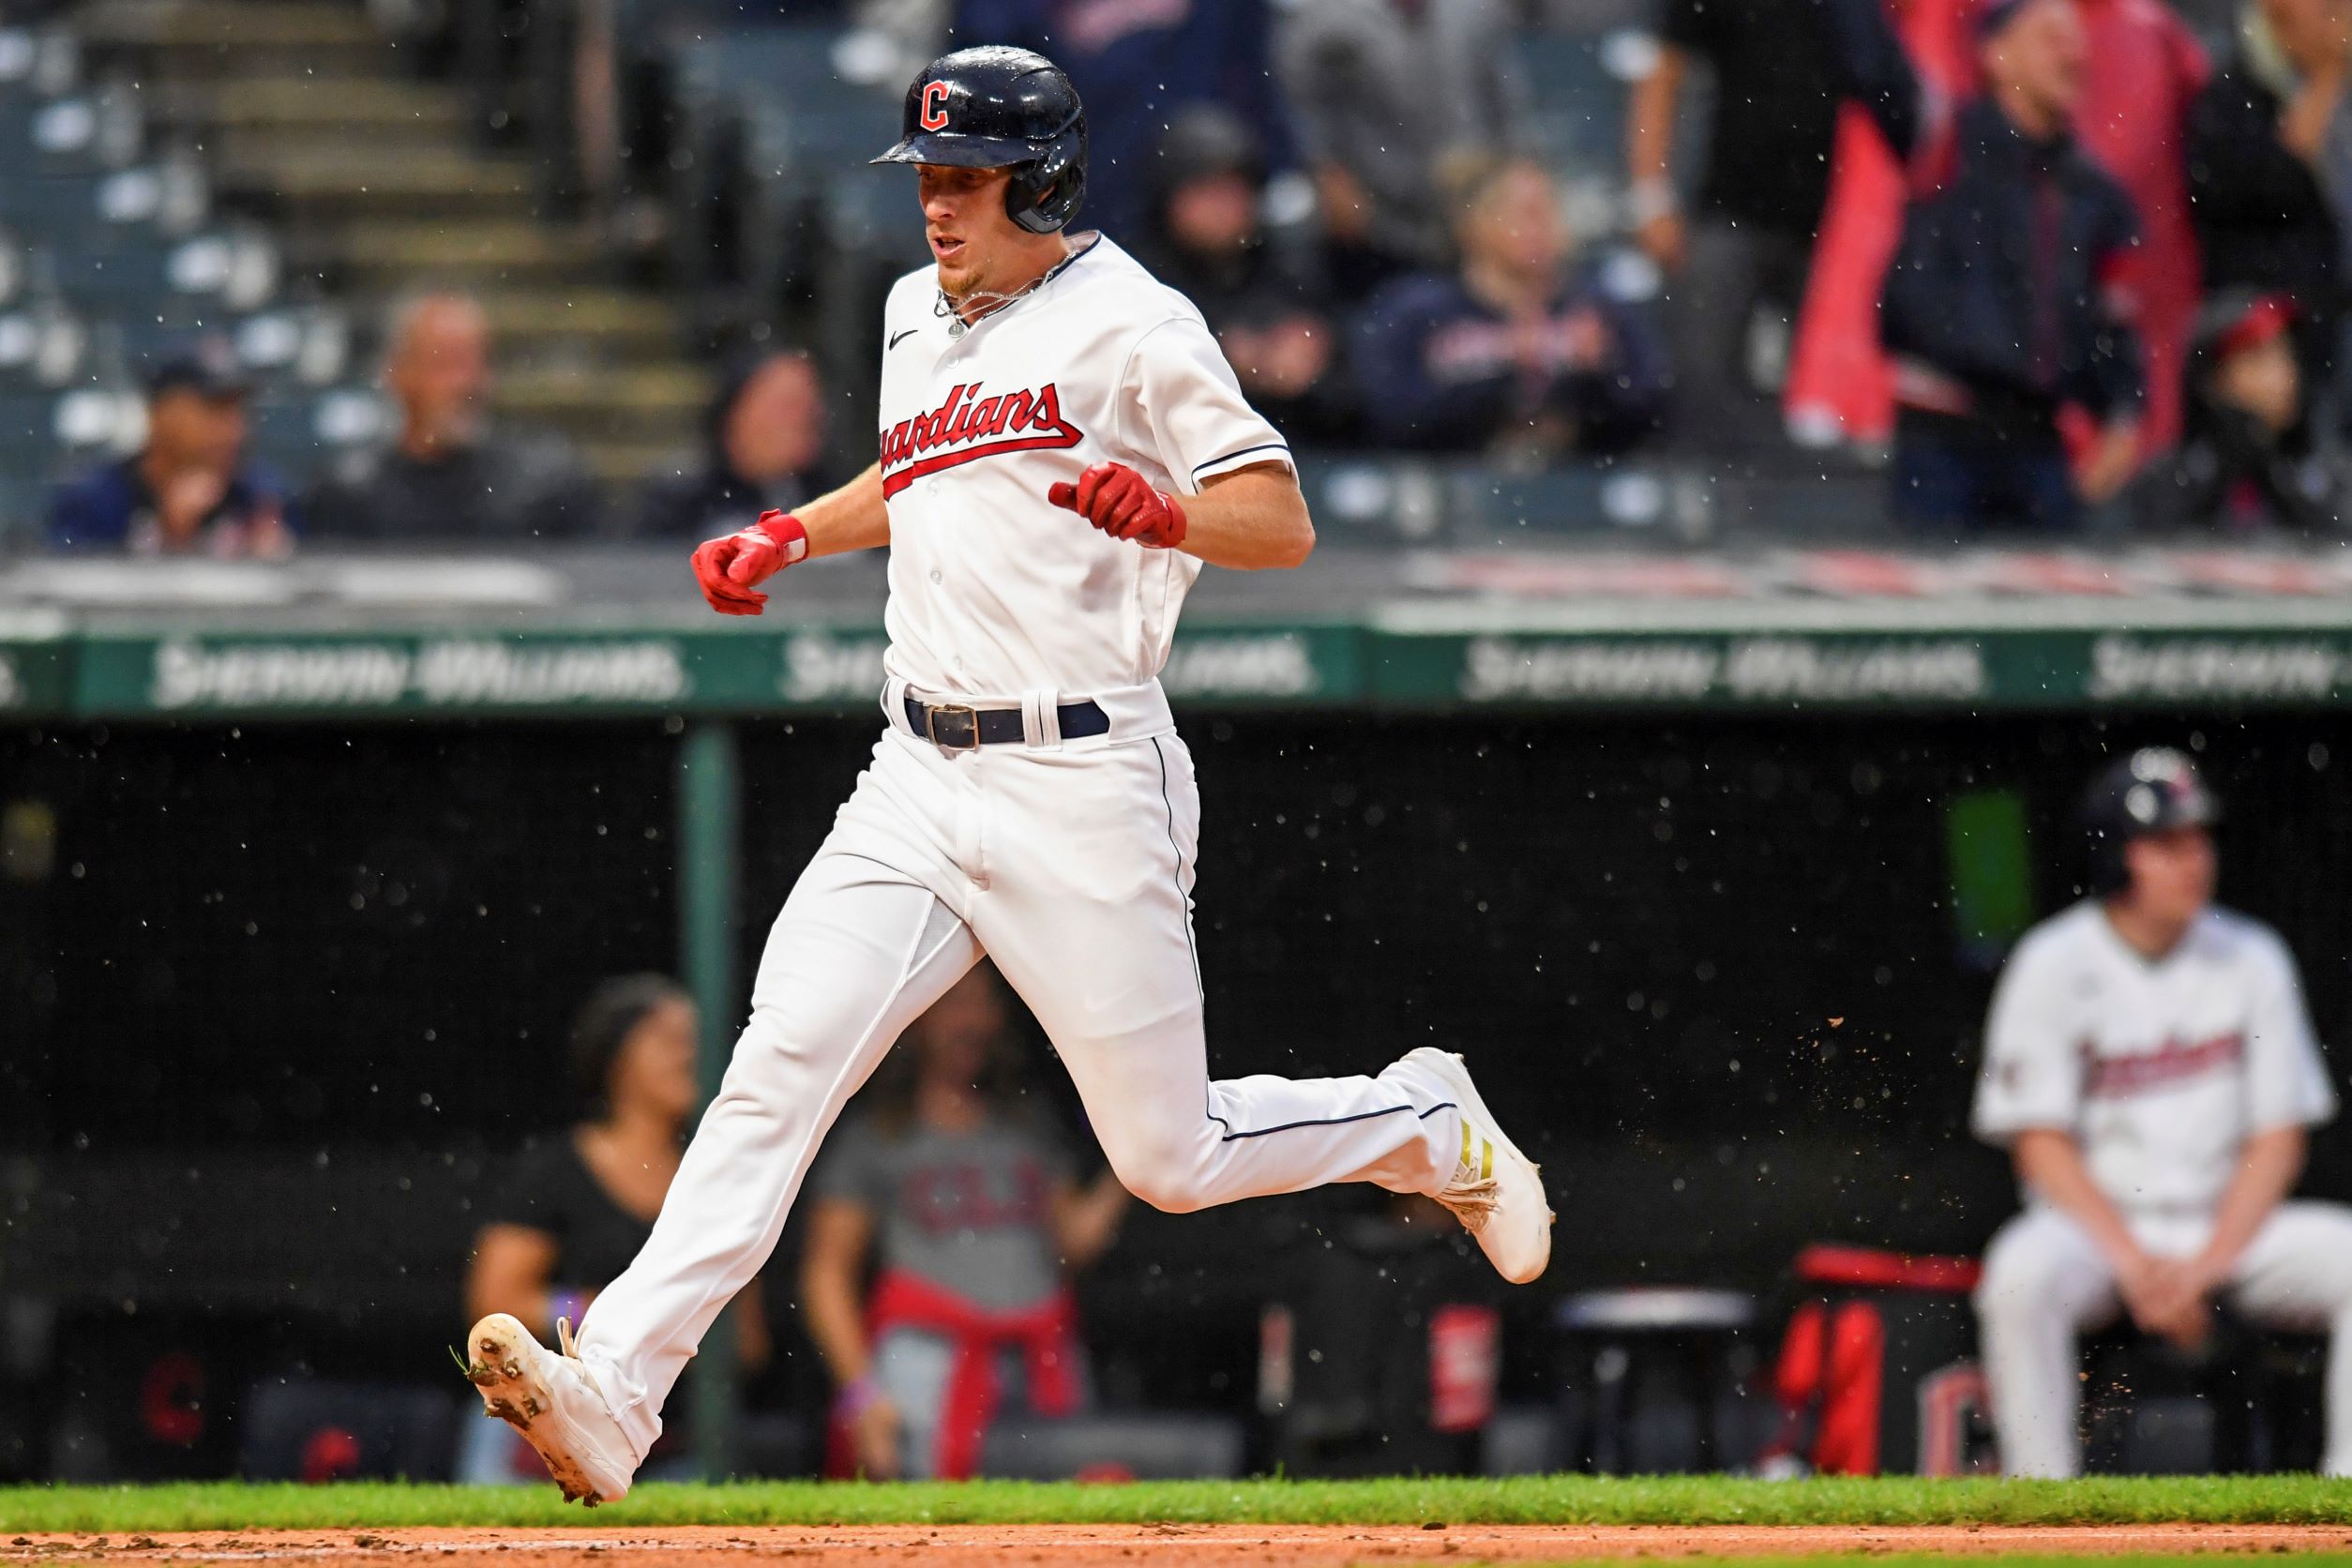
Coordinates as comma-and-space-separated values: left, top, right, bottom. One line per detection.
0, 473, 49, 546
49, 226, 279, 313
15, 87, 140, 178
1517, 28, 1640, 184
244, 386, 396, 478
0, 300, 84, 390
0, 23, 83, 101
111, 304, 354, 392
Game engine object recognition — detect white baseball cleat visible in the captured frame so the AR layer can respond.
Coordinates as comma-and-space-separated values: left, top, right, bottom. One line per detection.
1404, 1047, 1554, 1284
460, 1312, 636, 1505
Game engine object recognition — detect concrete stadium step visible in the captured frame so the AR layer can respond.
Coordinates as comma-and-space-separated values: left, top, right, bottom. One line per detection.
498, 364, 709, 419
475, 291, 683, 350
528, 411, 700, 474
579, 439, 693, 489
312, 220, 581, 285
206, 121, 474, 166
76, 0, 384, 75
76, 0, 378, 48
148, 77, 471, 133
152, 81, 475, 156
218, 152, 537, 216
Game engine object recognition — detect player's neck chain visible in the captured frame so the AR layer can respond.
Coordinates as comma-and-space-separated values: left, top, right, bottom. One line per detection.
938, 234, 1089, 337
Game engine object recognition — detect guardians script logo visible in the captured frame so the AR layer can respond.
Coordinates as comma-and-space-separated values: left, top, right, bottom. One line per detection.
880, 381, 1082, 497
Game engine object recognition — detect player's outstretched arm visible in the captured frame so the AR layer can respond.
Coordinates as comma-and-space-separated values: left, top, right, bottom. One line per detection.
793, 462, 892, 559
1177, 463, 1316, 571
690, 463, 891, 615
1048, 460, 1313, 572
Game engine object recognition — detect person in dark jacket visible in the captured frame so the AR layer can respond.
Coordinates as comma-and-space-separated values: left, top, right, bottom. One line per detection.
306, 292, 603, 543
2187, 0, 2352, 404
631, 350, 831, 540
47, 339, 294, 557
1824, 0, 2148, 532
1352, 155, 1668, 460
2143, 290, 2350, 530
1131, 109, 1355, 447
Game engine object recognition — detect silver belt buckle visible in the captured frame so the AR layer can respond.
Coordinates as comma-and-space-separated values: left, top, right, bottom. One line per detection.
924, 702, 981, 752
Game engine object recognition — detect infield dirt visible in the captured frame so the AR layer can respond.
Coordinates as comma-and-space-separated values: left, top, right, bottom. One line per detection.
8, 1524, 2352, 1566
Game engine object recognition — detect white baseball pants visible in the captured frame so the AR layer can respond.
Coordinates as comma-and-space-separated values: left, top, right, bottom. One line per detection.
1976, 1199, 2352, 1476
575, 681, 1462, 1462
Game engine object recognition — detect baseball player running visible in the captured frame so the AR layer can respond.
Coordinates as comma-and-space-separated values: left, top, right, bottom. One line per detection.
1972, 747, 2350, 1476
461, 46, 1551, 1504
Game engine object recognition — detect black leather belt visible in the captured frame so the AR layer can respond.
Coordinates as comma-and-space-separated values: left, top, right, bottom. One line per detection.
904, 694, 1109, 750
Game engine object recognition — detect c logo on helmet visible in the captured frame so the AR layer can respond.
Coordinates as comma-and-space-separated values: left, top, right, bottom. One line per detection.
919, 82, 951, 132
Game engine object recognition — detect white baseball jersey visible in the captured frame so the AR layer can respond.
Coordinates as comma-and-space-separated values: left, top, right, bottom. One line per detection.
873, 234, 1292, 699
573, 234, 1470, 1469
1972, 900, 2336, 1214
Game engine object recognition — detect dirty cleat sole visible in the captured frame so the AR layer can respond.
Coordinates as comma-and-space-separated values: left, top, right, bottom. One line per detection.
462, 1312, 629, 1505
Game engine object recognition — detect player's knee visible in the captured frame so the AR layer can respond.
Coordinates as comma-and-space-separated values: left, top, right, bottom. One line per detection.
1101, 1127, 1212, 1214
1975, 1231, 2067, 1323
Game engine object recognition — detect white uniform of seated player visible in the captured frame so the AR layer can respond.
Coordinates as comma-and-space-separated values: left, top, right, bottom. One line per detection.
456, 44, 1553, 1505
1971, 746, 2350, 1478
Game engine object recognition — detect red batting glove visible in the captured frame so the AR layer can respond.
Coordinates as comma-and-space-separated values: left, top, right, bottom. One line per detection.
1048, 461, 1187, 550
690, 508, 808, 616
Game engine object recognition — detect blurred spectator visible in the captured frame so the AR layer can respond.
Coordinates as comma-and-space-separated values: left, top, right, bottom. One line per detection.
631, 349, 830, 540
1133, 109, 1355, 445
800, 965, 1128, 1481
1625, 0, 1843, 456
2071, 0, 2207, 460
1825, 0, 2145, 531
306, 292, 602, 542
1352, 154, 1667, 460
2188, 0, 2352, 404
949, 0, 1298, 244
47, 340, 293, 557
2143, 291, 2350, 529
462, 974, 770, 1484
1789, 0, 2200, 462
1276, 0, 1524, 302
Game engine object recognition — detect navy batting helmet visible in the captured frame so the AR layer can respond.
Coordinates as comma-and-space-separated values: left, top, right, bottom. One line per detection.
2080, 746, 2221, 897
870, 46, 1087, 234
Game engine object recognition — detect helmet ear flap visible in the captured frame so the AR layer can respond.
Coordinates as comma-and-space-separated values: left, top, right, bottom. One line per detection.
1003, 124, 1087, 234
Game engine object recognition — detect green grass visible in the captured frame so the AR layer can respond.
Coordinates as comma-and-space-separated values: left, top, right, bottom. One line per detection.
6, 1475, 2352, 1534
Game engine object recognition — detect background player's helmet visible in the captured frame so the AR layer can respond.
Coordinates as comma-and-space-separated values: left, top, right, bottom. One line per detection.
2079, 746, 2221, 897
870, 46, 1087, 234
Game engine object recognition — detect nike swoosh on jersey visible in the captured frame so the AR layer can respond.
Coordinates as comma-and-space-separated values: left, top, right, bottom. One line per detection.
888, 328, 919, 350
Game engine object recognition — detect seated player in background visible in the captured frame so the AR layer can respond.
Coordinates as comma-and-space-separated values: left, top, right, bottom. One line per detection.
1352, 153, 1667, 460
462, 975, 770, 1482
800, 964, 1128, 1479
1971, 748, 2352, 1477
47, 339, 293, 557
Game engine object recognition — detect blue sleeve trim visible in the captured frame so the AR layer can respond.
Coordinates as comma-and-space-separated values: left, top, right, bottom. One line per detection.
1191, 442, 1292, 478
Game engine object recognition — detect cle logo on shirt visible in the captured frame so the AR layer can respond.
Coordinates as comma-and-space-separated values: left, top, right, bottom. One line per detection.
880, 381, 1084, 498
